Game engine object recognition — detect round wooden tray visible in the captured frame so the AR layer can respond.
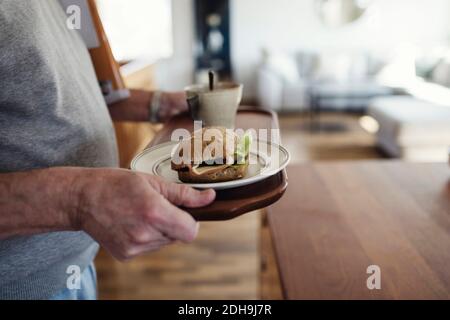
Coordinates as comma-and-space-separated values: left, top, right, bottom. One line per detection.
143, 108, 288, 221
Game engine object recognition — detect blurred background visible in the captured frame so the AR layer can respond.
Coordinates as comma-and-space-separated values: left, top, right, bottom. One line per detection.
90, 0, 450, 299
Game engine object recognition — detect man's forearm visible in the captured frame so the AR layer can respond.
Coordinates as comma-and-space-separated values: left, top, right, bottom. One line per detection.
0, 168, 79, 239
107, 89, 188, 123
107, 89, 152, 122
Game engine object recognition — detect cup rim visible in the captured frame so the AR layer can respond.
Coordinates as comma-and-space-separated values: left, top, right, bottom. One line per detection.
184, 82, 243, 94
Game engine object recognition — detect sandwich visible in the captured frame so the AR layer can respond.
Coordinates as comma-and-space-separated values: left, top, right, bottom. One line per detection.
171, 126, 252, 183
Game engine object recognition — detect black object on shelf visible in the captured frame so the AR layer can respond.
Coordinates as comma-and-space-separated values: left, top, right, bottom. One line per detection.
194, 0, 232, 80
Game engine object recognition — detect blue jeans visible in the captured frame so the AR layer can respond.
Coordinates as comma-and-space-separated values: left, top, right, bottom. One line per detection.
50, 263, 97, 300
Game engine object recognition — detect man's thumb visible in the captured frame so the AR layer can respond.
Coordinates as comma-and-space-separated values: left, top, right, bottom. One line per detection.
170, 184, 216, 208
146, 175, 216, 208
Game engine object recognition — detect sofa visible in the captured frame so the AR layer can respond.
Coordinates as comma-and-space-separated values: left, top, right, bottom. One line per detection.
368, 60, 450, 162
257, 49, 392, 112
369, 96, 450, 161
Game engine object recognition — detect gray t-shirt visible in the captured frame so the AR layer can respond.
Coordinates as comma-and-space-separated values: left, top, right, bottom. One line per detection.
0, 1, 119, 299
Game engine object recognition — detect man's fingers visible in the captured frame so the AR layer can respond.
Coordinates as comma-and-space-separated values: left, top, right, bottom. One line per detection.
150, 196, 200, 243
139, 174, 209, 242
127, 224, 169, 244
145, 175, 216, 208
126, 238, 174, 258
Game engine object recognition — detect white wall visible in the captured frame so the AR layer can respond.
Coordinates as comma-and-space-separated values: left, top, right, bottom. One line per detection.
230, 0, 450, 99
154, 0, 195, 91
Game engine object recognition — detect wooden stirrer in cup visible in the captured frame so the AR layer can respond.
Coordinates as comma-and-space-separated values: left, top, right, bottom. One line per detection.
209, 70, 215, 91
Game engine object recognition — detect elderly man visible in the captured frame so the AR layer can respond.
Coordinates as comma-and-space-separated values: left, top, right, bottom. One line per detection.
0, 1, 215, 299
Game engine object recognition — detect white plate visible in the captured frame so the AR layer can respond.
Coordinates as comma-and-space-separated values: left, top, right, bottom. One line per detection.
131, 140, 290, 190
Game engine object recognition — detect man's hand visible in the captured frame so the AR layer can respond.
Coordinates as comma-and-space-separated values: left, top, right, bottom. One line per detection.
74, 169, 215, 260
0, 168, 215, 261
157, 91, 188, 122
108, 89, 188, 123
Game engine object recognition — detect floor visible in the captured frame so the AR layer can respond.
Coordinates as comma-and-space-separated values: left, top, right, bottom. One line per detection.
95, 112, 383, 300
280, 112, 381, 164
96, 212, 260, 299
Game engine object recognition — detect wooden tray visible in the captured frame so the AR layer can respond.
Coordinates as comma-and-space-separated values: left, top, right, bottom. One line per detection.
144, 108, 288, 221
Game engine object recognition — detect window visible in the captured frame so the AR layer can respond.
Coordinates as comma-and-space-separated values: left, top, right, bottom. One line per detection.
96, 0, 173, 63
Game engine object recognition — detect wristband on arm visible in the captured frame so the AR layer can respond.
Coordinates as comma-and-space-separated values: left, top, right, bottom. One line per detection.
149, 91, 162, 123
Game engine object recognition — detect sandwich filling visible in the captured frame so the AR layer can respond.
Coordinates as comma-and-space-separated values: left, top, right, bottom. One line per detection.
171, 127, 252, 179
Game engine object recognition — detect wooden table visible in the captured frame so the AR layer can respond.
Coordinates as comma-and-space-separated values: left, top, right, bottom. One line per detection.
144, 109, 288, 221
268, 161, 450, 299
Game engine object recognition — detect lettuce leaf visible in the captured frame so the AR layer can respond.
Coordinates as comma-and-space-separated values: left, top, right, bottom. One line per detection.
235, 131, 252, 164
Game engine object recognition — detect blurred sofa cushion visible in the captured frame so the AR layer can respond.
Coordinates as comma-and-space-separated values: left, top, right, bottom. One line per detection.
430, 58, 450, 87
368, 96, 450, 161
295, 51, 318, 78
314, 51, 371, 82
263, 50, 301, 84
